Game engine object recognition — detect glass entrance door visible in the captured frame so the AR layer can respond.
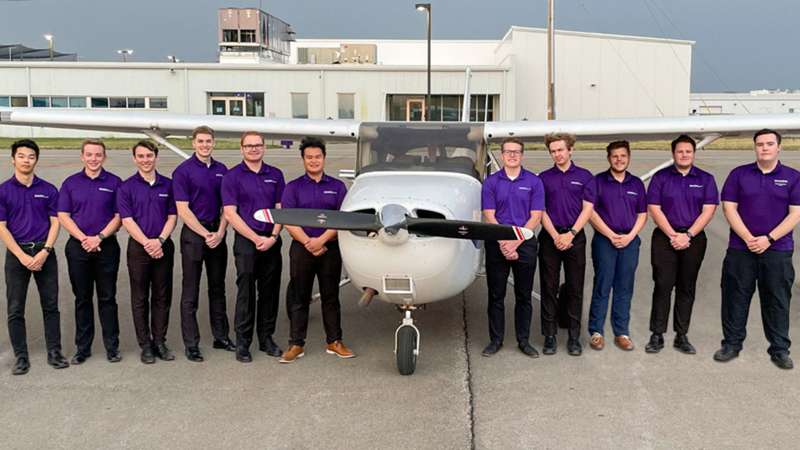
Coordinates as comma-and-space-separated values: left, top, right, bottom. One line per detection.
406, 98, 426, 121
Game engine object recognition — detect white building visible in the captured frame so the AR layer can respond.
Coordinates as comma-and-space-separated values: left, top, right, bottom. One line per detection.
690, 90, 800, 116
0, 26, 693, 138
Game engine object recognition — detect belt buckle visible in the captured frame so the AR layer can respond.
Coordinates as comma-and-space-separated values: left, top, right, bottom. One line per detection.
18, 242, 36, 250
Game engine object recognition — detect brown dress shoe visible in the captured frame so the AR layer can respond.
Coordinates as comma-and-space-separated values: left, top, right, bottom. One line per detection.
614, 335, 635, 351
590, 333, 605, 351
326, 340, 355, 359
279, 345, 305, 364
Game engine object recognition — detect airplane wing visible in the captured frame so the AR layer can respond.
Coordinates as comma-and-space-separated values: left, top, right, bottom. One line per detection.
0, 107, 360, 141
484, 114, 800, 143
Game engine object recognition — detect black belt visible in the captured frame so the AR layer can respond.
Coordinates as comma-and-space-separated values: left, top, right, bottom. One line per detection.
16, 241, 45, 253
199, 220, 221, 230
556, 227, 572, 233
674, 227, 689, 233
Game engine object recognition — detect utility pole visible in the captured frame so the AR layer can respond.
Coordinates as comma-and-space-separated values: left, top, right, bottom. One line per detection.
546, 0, 555, 120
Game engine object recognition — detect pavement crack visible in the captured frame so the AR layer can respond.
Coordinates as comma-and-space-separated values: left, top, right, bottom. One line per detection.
461, 292, 477, 450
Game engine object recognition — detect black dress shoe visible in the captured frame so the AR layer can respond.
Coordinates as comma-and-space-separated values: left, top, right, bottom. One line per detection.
154, 343, 175, 361
771, 353, 794, 370
213, 338, 236, 352
185, 347, 204, 363
543, 335, 557, 355
12, 355, 30, 375
673, 334, 696, 355
236, 348, 253, 363
481, 341, 502, 357
713, 346, 740, 362
70, 352, 90, 365
106, 350, 122, 363
47, 350, 70, 369
645, 333, 664, 353
140, 347, 156, 364
567, 337, 582, 356
259, 337, 282, 358
518, 341, 540, 358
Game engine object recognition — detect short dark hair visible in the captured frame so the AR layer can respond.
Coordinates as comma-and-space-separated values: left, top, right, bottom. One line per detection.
192, 125, 215, 140
544, 133, 576, 150
132, 140, 158, 156
671, 134, 696, 153
606, 140, 630, 156
500, 137, 524, 152
81, 139, 106, 154
11, 139, 39, 159
299, 136, 326, 157
754, 128, 782, 145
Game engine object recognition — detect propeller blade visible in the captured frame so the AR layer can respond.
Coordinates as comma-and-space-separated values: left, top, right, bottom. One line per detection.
406, 218, 533, 241
253, 208, 382, 231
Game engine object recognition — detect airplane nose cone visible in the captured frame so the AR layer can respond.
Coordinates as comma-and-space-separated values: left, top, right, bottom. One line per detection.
379, 204, 409, 234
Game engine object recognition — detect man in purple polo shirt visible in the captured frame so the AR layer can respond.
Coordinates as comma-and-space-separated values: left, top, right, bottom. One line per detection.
0, 139, 68, 375
645, 135, 718, 355
279, 137, 353, 364
222, 131, 285, 363
716, 129, 800, 369
173, 125, 234, 363
118, 140, 178, 365
584, 140, 647, 352
538, 133, 594, 356
481, 137, 545, 358
58, 139, 123, 365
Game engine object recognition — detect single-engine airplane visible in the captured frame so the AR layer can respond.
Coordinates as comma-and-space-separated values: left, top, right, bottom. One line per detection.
3, 106, 800, 374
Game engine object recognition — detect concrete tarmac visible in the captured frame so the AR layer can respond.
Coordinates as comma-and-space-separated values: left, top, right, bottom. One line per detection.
0, 146, 797, 449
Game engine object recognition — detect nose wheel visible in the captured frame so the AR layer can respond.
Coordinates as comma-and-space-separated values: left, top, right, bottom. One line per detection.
394, 308, 420, 375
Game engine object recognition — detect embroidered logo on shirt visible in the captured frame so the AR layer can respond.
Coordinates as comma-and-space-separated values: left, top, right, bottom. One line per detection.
570, 181, 583, 186
775, 179, 789, 187
215, 174, 224, 177
688, 184, 703, 188
33, 194, 49, 199
98, 187, 114, 193
626, 191, 638, 196
158, 193, 169, 198
264, 179, 277, 184
323, 190, 338, 195
518, 186, 532, 191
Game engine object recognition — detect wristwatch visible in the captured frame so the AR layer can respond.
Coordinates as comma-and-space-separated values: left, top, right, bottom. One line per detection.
97, 232, 106, 240
43, 246, 53, 254
157, 236, 166, 244
568, 228, 578, 236
767, 234, 776, 244
686, 231, 694, 240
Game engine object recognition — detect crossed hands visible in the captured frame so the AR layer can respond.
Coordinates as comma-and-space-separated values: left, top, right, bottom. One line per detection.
253, 235, 277, 252
304, 237, 328, 257
746, 235, 771, 254
80, 235, 103, 253
669, 232, 691, 251
18, 250, 49, 272
609, 233, 635, 249
204, 230, 225, 249
143, 238, 165, 259
499, 240, 521, 261
554, 232, 575, 251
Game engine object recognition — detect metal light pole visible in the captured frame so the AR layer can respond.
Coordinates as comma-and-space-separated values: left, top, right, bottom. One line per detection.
416, 3, 431, 121
117, 49, 133, 63
546, 0, 555, 120
43, 34, 53, 61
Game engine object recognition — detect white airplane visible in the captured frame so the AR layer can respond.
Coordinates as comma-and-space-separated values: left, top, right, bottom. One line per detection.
3, 106, 800, 374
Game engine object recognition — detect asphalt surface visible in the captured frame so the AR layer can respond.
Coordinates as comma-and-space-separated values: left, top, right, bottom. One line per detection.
0, 146, 798, 449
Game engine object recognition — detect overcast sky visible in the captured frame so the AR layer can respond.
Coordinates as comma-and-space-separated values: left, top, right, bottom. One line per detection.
1, 0, 797, 92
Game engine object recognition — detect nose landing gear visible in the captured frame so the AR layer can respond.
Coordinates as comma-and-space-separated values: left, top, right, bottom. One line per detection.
394, 306, 420, 375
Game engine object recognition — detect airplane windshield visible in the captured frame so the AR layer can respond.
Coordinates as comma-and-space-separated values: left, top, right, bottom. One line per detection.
357, 122, 486, 179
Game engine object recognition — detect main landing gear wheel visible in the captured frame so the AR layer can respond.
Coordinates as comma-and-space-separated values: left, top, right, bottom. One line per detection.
394, 309, 420, 376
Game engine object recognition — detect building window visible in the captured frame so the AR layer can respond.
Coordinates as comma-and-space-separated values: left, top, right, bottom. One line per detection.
337, 93, 355, 119
291, 93, 309, 119
0, 97, 9, 107
240, 29, 256, 43
110, 97, 127, 108
149, 97, 168, 109
386, 94, 497, 122
91, 97, 109, 108
32, 96, 50, 107
208, 92, 264, 117
222, 29, 239, 43
69, 97, 86, 108
51, 96, 68, 108
128, 97, 145, 108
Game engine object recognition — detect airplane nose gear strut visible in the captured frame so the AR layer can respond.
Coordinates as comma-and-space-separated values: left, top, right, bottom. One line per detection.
394, 306, 420, 375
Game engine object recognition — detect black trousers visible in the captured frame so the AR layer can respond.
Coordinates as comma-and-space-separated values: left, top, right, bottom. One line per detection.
179, 225, 229, 349
649, 228, 707, 335
287, 240, 343, 347
233, 233, 282, 349
127, 238, 174, 349
485, 239, 538, 344
5, 246, 61, 357
721, 249, 794, 356
538, 230, 586, 338
65, 236, 120, 355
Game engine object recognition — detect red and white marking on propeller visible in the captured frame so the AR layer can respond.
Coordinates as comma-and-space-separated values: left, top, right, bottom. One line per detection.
514, 226, 533, 240
254, 208, 274, 223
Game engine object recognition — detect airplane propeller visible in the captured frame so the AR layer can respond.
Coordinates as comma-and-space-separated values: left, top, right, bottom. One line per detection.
253, 204, 533, 241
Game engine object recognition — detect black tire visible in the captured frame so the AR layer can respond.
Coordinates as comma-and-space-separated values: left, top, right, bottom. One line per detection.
396, 325, 418, 376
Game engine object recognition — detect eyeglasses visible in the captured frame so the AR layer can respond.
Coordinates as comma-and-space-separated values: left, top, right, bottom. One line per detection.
242, 144, 265, 150
501, 150, 522, 156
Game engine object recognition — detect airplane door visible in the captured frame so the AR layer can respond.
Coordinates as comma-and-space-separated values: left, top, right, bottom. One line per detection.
406, 99, 426, 121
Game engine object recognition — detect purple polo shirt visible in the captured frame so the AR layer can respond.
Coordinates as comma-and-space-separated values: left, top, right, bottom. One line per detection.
117, 172, 177, 238
172, 154, 227, 223
583, 170, 647, 234
0, 175, 57, 243
721, 161, 800, 252
538, 162, 593, 228
646, 165, 718, 230
58, 169, 122, 236
481, 167, 545, 227
221, 161, 285, 235
281, 173, 347, 238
